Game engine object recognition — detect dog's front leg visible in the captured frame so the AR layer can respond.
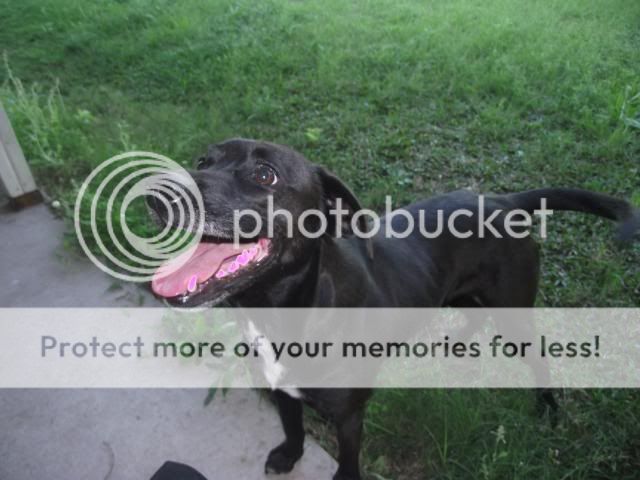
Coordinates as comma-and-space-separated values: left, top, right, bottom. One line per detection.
265, 390, 305, 474
333, 408, 364, 480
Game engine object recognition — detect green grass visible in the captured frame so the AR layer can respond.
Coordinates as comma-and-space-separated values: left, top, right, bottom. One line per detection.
306, 389, 640, 479
1, 0, 639, 477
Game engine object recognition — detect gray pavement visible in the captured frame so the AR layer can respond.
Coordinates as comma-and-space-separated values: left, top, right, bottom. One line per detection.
0, 202, 336, 479
0, 202, 153, 308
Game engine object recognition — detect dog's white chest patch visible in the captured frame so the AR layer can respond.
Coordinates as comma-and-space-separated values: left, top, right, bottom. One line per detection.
246, 321, 303, 399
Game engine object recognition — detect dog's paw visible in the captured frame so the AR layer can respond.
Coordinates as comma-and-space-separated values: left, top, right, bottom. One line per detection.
264, 443, 303, 475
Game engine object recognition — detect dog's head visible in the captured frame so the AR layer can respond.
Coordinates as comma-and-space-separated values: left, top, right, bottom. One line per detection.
147, 138, 367, 307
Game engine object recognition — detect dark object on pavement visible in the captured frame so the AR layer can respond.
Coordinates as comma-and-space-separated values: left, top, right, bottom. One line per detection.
150, 461, 208, 480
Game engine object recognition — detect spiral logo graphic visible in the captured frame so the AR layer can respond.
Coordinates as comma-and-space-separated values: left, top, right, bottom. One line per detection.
74, 151, 204, 282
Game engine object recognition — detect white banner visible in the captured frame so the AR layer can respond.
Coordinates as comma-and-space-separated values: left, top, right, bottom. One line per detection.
0, 308, 638, 388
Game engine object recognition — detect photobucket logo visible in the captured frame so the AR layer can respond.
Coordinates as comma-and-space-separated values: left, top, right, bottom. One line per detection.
234, 195, 553, 244
74, 152, 204, 282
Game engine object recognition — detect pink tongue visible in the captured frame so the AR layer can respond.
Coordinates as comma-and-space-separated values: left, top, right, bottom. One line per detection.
152, 242, 249, 298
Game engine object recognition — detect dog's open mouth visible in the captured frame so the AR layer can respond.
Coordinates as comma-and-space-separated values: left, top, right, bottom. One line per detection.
151, 237, 271, 302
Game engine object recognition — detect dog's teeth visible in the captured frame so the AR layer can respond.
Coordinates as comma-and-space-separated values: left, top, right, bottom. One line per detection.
187, 275, 198, 292
215, 269, 227, 279
228, 261, 239, 273
255, 246, 267, 261
237, 252, 249, 266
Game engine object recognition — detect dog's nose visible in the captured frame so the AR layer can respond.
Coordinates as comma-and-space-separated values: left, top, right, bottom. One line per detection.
145, 174, 190, 216
162, 183, 184, 204
146, 183, 183, 212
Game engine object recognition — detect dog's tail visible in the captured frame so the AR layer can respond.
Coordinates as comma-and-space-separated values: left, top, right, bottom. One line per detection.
506, 188, 639, 242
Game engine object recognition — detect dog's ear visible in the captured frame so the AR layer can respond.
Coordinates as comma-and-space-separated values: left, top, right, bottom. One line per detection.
315, 166, 373, 259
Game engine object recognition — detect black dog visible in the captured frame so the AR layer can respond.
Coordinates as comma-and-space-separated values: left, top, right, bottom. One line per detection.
148, 138, 638, 480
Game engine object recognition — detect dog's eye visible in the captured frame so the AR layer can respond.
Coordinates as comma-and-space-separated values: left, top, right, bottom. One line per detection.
252, 164, 278, 186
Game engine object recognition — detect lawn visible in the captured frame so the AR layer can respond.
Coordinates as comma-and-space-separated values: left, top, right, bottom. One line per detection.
1, 0, 639, 478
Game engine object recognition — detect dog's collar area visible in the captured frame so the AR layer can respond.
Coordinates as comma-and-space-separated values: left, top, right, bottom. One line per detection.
151, 238, 270, 299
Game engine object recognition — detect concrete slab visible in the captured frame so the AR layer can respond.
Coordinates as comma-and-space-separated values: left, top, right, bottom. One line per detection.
0, 389, 334, 480
0, 203, 156, 307
0, 203, 336, 479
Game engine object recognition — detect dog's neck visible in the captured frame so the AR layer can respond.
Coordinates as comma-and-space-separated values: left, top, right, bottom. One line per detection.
229, 241, 322, 307
229, 236, 374, 307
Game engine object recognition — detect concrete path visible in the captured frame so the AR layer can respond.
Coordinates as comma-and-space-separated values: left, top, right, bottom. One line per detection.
0, 202, 153, 308
0, 203, 336, 479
